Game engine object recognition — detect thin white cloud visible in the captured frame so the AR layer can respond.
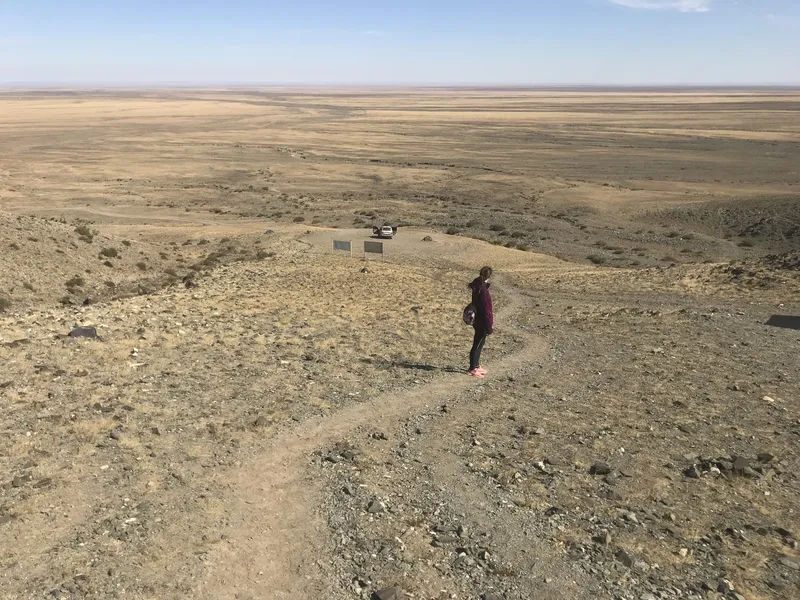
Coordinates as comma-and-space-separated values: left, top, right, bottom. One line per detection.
609, 0, 711, 12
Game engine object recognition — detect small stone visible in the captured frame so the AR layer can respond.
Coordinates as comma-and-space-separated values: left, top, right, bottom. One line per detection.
763, 396, 775, 403
0, 515, 12, 525
616, 549, 634, 568
372, 588, 403, 600
11, 475, 27, 488
69, 326, 98, 339
779, 557, 800, 570
590, 461, 612, 475
34, 478, 53, 489
109, 429, 122, 440
151, 426, 161, 435
757, 452, 775, 463
254, 416, 269, 427
679, 548, 689, 557
718, 579, 735, 594
367, 499, 384, 514
684, 465, 702, 478
594, 530, 612, 546
733, 456, 750, 470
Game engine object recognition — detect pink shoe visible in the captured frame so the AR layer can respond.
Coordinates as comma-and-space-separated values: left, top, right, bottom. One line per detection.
468, 368, 485, 378
475, 366, 487, 374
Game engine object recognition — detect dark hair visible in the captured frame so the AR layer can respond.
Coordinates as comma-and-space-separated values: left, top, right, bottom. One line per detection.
480, 266, 493, 281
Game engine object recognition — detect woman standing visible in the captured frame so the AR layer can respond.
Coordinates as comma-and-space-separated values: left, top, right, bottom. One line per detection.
468, 266, 494, 378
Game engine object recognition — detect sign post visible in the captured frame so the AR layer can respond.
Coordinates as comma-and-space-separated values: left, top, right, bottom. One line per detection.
332, 239, 353, 257
364, 240, 384, 260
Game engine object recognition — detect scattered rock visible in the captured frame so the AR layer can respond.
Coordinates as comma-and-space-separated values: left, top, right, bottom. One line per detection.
254, 415, 269, 427
757, 452, 775, 463
422, 236, 433, 242
594, 530, 612, 546
372, 587, 403, 600
616, 549, 635, 568
0, 515, 12, 525
367, 499, 384, 514
779, 557, 800, 570
590, 461, 612, 475
68, 326, 99, 339
482, 593, 503, 600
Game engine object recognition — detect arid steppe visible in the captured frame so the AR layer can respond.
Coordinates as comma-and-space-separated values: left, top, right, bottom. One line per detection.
1, 89, 798, 600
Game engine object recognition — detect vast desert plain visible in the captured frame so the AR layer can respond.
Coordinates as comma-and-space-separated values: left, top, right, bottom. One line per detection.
0, 88, 798, 600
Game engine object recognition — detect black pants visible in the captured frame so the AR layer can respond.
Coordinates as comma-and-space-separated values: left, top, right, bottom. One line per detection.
469, 327, 487, 371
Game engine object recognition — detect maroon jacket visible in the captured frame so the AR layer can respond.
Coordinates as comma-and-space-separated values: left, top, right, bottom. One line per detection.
469, 277, 494, 334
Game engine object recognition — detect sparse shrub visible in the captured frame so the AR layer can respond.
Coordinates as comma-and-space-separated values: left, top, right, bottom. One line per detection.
631, 247, 646, 252
23, 281, 35, 291
74, 224, 96, 243
197, 239, 209, 245
682, 233, 696, 240
256, 249, 276, 260
136, 262, 147, 271
293, 216, 306, 223
159, 252, 168, 260
182, 240, 193, 246
9, 242, 19, 250
511, 231, 526, 238
164, 267, 178, 277
738, 240, 755, 248
27, 236, 38, 242
122, 240, 131, 247
59, 295, 73, 306
489, 224, 504, 232
612, 249, 625, 255
661, 255, 678, 263
466, 220, 480, 228
103, 260, 113, 268
446, 227, 461, 235
631, 260, 641, 266
517, 244, 530, 251
666, 231, 681, 238
66, 275, 85, 289
588, 254, 607, 265
99, 247, 119, 258
104, 281, 116, 289
0, 297, 11, 312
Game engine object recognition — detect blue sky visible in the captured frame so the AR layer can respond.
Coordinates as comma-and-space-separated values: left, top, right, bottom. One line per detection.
0, 0, 798, 85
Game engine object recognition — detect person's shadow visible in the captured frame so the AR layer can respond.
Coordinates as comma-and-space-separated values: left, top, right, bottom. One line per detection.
391, 361, 462, 374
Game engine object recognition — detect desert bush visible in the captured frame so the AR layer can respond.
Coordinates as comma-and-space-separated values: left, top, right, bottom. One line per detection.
587, 254, 607, 264
182, 240, 193, 246
122, 240, 131, 247
446, 226, 461, 235
164, 267, 178, 277
59, 295, 73, 306
682, 233, 696, 240
511, 231, 526, 238
661, 256, 678, 263
738, 240, 755, 248
9, 242, 19, 250
466, 220, 480, 228
136, 262, 147, 271
66, 275, 85, 289
74, 224, 96, 243
104, 281, 116, 289
103, 260, 113, 268
27, 236, 38, 242
666, 231, 681, 238
517, 244, 530, 251
256, 249, 276, 260
99, 247, 119, 258
489, 224, 504, 232
293, 216, 306, 223
197, 239, 209, 245
23, 281, 35, 291
612, 249, 625, 255
159, 252, 168, 260
0, 297, 11, 312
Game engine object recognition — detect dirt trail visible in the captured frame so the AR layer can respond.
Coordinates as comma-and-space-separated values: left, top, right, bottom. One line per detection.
194, 280, 548, 599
